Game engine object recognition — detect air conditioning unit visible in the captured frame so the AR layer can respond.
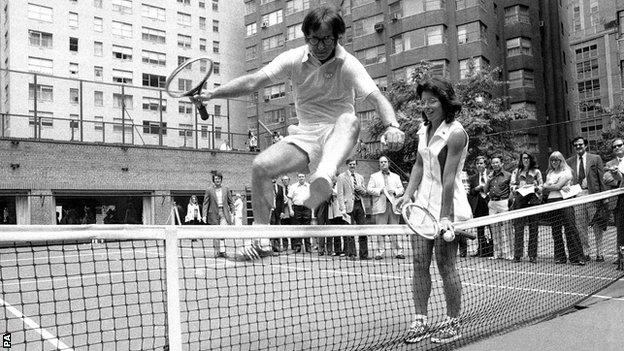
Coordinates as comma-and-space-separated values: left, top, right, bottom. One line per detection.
374, 22, 384, 33
391, 14, 400, 22
261, 21, 269, 28
278, 117, 285, 122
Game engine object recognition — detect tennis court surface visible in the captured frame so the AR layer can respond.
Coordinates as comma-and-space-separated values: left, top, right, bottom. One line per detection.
2, 188, 623, 350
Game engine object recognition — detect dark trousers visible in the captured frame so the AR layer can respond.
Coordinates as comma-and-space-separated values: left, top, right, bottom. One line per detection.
547, 198, 584, 262
473, 198, 493, 256
344, 200, 368, 258
292, 205, 311, 251
269, 209, 286, 250
513, 198, 540, 259
615, 196, 624, 260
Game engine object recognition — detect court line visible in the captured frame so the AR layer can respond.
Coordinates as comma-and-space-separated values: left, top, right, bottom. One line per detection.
1, 296, 74, 351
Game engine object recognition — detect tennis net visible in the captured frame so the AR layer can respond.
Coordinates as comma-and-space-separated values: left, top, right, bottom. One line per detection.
1, 188, 623, 350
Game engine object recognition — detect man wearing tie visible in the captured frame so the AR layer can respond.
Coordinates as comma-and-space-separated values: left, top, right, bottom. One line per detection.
566, 136, 606, 262
203, 171, 235, 258
467, 156, 493, 257
603, 137, 624, 269
337, 158, 369, 260
367, 156, 405, 259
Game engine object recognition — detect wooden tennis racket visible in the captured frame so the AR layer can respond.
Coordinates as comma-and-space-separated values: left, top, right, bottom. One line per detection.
401, 203, 475, 240
165, 57, 213, 120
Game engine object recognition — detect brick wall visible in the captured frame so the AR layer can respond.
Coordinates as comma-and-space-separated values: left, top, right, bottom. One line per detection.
0, 139, 381, 224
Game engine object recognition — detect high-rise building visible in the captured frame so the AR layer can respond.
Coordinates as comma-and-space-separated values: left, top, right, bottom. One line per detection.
565, 0, 623, 151
243, 0, 571, 161
0, 0, 246, 148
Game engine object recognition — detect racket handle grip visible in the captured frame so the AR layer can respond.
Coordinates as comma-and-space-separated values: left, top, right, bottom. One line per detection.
198, 104, 210, 120
456, 229, 476, 240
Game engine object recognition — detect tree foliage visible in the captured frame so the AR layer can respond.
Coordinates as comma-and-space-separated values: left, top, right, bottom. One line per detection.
368, 61, 533, 173
587, 101, 624, 162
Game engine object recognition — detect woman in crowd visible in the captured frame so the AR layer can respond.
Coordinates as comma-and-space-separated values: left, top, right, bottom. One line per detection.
510, 152, 543, 263
185, 195, 204, 224
539, 151, 585, 265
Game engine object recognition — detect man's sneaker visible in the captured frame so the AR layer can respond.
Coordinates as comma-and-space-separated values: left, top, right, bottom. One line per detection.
404, 318, 430, 344
430, 318, 461, 344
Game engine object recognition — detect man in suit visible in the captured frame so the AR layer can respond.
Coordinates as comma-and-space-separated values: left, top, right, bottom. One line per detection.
337, 158, 369, 260
203, 171, 235, 258
269, 178, 287, 252
603, 137, 624, 269
367, 155, 405, 259
566, 136, 607, 262
467, 156, 493, 257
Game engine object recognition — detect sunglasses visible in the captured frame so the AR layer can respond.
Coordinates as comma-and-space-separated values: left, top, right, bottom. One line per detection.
613, 143, 624, 148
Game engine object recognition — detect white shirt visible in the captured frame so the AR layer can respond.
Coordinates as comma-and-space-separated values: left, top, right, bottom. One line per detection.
215, 188, 223, 207
618, 157, 624, 174
288, 182, 310, 206
261, 44, 378, 126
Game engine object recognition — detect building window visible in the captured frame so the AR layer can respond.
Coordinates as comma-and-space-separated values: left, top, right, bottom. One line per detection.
112, 0, 132, 15
264, 109, 286, 124
246, 45, 258, 61
619, 11, 624, 36
213, 62, 220, 75
93, 17, 103, 32
389, 0, 445, 17
142, 27, 166, 44
577, 58, 599, 80
94, 66, 103, 81
355, 45, 386, 66
579, 99, 602, 118
177, 56, 190, 67
142, 4, 166, 21
94, 91, 103, 106
112, 45, 133, 61
456, 0, 485, 11
177, 34, 192, 49
112, 21, 132, 38
142, 121, 164, 135
178, 123, 193, 137
142, 97, 167, 112
199, 1, 206, 8
353, 14, 384, 37
113, 118, 134, 132
178, 79, 193, 92
94, 41, 103, 56
69, 12, 78, 28
352, 0, 375, 8
177, 12, 191, 27
69, 88, 79, 104
200, 38, 207, 51
28, 57, 53, 74
213, 20, 219, 32
199, 17, 206, 30
392, 25, 446, 54
506, 37, 532, 57
429, 59, 450, 78
261, 10, 283, 27
373, 76, 387, 91
457, 21, 487, 45
459, 57, 488, 79
577, 79, 600, 100
504, 5, 530, 25
94, 116, 104, 131
177, 0, 191, 4
142, 73, 166, 88
93, 0, 103, 8
28, 3, 53, 22
285, 0, 310, 15
575, 44, 597, 61
69, 62, 79, 75
28, 84, 54, 102
213, 41, 220, 53
286, 23, 304, 41
179, 101, 193, 115
28, 111, 54, 127
142, 50, 166, 66
28, 30, 53, 48
212, 0, 219, 11
246, 23, 258, 37
508, 69, 535, 89
69, 37, 79, 52
262, 34, 285, 51
112, 69, 133, 84
264, 83, 286, 101
113, 93, 133, 109
245, 1, 257, 15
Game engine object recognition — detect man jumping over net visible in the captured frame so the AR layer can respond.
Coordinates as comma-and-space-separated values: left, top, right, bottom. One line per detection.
191, 5, 404, 259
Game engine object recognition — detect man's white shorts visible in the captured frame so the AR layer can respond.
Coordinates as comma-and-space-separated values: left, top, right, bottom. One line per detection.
283, 123, 335, 173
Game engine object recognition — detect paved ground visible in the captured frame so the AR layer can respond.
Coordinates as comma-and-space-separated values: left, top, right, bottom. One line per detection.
459, 278, 624, 351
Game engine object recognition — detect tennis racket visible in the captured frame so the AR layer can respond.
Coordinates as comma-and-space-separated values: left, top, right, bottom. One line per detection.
165, 57, 213, 120
401, 203, 475, 241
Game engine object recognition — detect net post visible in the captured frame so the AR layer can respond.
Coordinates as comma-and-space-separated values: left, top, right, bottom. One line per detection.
165, 227, 183, 351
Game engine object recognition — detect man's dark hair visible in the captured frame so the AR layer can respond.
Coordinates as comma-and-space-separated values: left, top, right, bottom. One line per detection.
475, 155, 487, 164
345, 158, 356, 165
571, 136, 588, 146
212, 171, 223, 182
416, 77, 462, 125
491, 155, 502, 162
301, 5, 346, 39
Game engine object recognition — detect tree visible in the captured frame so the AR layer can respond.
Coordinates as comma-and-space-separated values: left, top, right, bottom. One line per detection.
586, 101, 624, 161
367, 61, 533, 174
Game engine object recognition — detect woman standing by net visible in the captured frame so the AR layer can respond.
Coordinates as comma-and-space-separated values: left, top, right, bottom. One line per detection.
397, 77, 472, 344
510, 152, 543, 263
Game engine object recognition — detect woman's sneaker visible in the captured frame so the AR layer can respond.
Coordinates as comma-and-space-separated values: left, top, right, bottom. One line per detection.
404, 317, 430, 344
430, 317, 461, 343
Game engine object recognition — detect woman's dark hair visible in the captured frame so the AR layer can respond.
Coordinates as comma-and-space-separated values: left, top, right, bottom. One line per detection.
516, 152, 537, 171
416, 77, 462, 125
301, 5, 346, 40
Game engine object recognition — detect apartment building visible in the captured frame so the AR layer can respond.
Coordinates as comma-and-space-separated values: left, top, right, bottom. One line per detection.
566, 0, 623, 150
0, 0, 247, 149
243, 0, 571, 160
